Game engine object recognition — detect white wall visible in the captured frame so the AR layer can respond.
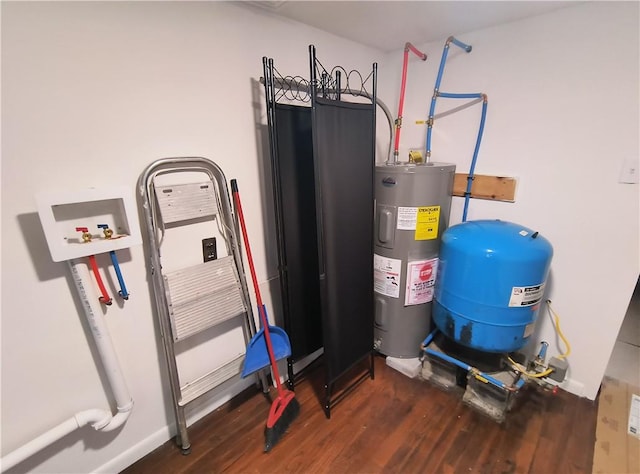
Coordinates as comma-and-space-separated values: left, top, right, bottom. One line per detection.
2, 1, 639, 472
377, 2, 639, 399
0, 2, 380, 473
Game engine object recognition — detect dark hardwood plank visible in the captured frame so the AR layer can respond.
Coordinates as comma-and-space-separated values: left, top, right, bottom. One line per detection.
122, 356, 597, 474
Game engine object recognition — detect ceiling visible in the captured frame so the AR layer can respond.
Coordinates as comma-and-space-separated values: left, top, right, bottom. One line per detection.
244, 1, 579, 53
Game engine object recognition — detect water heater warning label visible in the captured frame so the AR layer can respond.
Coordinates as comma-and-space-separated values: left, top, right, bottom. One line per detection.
509, 283, 545, 307
374, 254, 402, 298
415, 206, 440, 241
405, 258, 438, 306
397, 207, 418, 230
396, 206, 441, 241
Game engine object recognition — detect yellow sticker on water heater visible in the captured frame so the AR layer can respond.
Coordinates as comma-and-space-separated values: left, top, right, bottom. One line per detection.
415, 206, 440, 240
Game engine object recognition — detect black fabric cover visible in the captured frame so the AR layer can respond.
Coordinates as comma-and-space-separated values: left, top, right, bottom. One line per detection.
274, 104, 323, 360
313, 98, 374, 381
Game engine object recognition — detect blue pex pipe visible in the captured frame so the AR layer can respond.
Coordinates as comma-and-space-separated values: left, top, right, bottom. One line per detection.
425, 347, 471, 372
421, 329, 438, 348
422, 329, 525, 391
425, 347, 518, 390
109, 251, 129, 299
462, 99, 488, 222
438, 92, 483, 99
426, 45, 451, 157
425, 37, 474, 159
424, 36, 488, 222
450, 37, 472, 52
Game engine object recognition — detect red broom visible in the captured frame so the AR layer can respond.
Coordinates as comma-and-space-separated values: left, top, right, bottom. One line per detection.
231, 179, 300, 452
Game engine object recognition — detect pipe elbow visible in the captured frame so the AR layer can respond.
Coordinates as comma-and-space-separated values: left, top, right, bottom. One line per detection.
405, 42, 427, 61
74, 398, 134, 432
74, 409, 112, 430
99, 407, 133, 433
101, 398, 134, 432
482, 93, 488, 103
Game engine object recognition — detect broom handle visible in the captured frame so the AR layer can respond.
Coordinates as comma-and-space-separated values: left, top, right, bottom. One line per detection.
231, 179, 283, 393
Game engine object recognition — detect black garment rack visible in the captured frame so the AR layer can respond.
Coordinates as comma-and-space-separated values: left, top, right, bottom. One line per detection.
262, 45, 377, 418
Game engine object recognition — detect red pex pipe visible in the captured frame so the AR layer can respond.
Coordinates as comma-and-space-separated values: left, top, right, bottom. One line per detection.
394, 42, 427, 161
88, 255, 112, 305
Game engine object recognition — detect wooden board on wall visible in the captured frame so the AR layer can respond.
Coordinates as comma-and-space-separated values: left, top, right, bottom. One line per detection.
453, 174, 517, 202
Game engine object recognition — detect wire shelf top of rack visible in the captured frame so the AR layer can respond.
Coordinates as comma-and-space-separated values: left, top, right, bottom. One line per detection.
262, 44, 377, 106
272, 72, 312, 104
313, 57, 375, 102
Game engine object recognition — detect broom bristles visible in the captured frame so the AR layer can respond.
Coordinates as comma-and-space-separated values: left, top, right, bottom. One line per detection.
264, 393, 300, 452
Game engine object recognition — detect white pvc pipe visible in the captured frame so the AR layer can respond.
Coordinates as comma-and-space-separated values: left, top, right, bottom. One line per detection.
0, 260, 134, 472
1, 417, 81, 471
70, 259, 133, 411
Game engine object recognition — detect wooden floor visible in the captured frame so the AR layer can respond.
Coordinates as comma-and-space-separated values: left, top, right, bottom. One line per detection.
123, 355, 597, 474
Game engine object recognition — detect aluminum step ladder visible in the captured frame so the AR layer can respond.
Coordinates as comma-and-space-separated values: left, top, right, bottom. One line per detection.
138, 157, 264, 454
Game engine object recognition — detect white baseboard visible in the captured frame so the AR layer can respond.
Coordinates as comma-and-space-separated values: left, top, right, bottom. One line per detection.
96, 425, 172, 474
96, 376, 257, 473
560, 378, 588, 399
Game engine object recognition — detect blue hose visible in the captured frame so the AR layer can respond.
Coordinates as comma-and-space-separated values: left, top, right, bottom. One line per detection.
422, 329, 525, 391
424, 346, 525, 390
462, 98, 488, 222
438, 92, 483, 99
426, 45, 451, 158
424, 36, 487, 222
110, 250, 129, 299
421, 329, 438, 348
450, 37, 473, 52
426, 37, 474, 160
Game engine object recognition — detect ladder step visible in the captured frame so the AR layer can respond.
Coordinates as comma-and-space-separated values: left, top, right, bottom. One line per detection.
154, 181, 218, 224
179, 354, 245, 406
164, 256, 246, 342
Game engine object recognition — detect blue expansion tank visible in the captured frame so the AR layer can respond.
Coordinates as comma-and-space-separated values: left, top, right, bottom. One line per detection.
433, 220, 553, 353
